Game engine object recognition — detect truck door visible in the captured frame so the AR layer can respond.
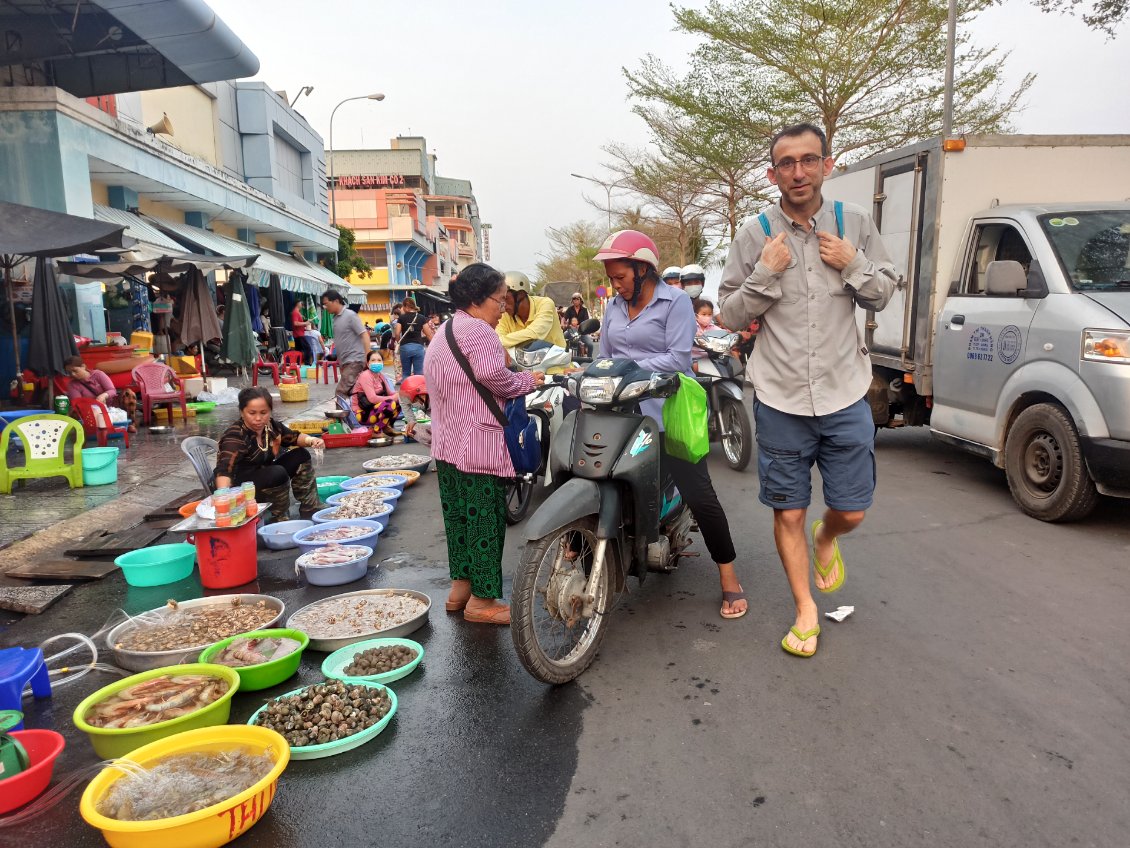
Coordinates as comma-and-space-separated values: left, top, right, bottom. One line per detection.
931, 220, 1041, 446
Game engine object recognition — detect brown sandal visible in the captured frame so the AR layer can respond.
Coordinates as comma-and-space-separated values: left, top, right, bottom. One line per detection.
463, 604, 511, 625
720, 588, 748, 620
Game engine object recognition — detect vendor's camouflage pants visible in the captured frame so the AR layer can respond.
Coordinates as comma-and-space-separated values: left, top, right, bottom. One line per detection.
238, 451, 320, 522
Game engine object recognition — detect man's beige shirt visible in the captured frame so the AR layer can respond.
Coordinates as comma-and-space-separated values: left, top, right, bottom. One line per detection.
719, 199, 897, 417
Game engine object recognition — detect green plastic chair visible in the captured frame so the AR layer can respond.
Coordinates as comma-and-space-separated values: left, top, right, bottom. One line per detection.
0, 414, 84, 494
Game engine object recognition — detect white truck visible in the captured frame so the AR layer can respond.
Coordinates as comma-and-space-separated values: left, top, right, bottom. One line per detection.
822, 134, 1130, 521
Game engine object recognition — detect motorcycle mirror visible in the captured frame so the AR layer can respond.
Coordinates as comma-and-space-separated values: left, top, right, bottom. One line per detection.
578, 318, 601, 334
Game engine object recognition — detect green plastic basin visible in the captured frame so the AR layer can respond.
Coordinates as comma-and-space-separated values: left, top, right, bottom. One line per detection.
114, 543, 196, 587
198, 629, 309, 691
72, 664, 240, 759
316, 475, 351, 500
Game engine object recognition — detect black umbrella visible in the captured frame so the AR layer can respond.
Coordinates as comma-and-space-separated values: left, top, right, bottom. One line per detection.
25, 257, 78, 381
265, 274, 288, 358
1, 200, 129, 377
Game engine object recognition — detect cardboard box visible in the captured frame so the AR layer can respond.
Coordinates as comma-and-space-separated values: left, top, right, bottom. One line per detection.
182, 377, 205, 398
203, 377, 228, 393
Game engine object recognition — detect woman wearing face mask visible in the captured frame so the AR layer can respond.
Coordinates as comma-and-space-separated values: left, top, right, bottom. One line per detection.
351, 349, 402, 438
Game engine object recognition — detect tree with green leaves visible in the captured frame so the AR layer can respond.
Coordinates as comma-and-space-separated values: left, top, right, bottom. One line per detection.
328, 225, 371, 281
534, 221, 606, 301
1034, 0, 1125, 36
626, 0, 1034, 165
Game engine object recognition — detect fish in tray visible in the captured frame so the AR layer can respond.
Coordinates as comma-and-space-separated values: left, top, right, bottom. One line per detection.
322, 500, 391, 521
289, 593, 428, 639
361, 454, 429, 471
304, 525, 372, 542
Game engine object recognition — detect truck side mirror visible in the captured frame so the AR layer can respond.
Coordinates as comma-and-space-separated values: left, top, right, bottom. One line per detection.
1021, 259, 1049, 299
985, 261, 1027, 297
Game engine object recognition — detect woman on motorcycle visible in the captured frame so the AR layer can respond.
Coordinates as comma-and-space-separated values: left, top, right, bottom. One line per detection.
594, 231, 747, 619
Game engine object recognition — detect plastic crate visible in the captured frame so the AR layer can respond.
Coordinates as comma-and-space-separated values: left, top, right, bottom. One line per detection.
323, 431, 371, 449
288, 419, 328, 435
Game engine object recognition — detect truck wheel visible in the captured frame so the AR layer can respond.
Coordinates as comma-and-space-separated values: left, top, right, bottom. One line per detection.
1004, 403, 1099, 522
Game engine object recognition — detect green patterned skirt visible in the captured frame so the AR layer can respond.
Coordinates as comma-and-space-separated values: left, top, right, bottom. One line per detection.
435, 460, 507, 599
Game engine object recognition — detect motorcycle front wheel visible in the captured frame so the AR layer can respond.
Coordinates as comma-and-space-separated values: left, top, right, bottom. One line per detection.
719, 394, 753, 471
512, 516, 614, 684
504, 476, 534, 525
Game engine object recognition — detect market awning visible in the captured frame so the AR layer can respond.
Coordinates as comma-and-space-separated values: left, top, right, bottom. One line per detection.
92, 205, 187, 253
57, 251, 257, 279
0, 0, 259, 99
144, 216, 351, 297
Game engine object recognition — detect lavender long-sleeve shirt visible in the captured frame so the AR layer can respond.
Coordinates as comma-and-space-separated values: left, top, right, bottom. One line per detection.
598, 282, 695, 426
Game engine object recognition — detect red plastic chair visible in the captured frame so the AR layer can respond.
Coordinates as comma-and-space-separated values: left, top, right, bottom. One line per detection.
319, 359, 339, 385
252, 353, 280, 387
131, 362, 187, 425
71, 397, 130, 447
280, 350, 304, 381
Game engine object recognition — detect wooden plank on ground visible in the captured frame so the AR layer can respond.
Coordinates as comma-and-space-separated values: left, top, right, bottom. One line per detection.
63, 523, 169, 559
5, 559, 119, 581
143, 492, 202, 522
0, 584, 73, 614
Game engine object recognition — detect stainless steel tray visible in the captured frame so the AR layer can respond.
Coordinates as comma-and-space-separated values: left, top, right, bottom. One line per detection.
106, 594, 286, 672
286, 588, 431, 652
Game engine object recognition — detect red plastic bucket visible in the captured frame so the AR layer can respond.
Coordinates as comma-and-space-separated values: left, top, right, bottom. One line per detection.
0, 729, 65, 814
191, 519, 260, 589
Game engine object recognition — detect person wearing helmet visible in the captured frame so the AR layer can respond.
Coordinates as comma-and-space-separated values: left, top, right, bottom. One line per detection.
398, 374, 431, 444
594, 230, 747, 620
497, 270, 567, 351
563, 292, 590, 326
662, 266, 683, 288
680, 264, 706, 299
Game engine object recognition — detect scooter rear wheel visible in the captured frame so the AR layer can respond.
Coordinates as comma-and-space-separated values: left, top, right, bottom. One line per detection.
512, 516, 614, 684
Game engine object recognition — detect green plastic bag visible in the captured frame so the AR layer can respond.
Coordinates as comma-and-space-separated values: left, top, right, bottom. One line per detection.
662, 374, 709, 463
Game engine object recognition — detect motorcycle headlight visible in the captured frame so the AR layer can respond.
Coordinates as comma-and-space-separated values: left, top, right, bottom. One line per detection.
1082, 329, 1130, 364
579, 376, 621, 404
697, 333, 739, 356
617, 379, 652, 401
513, 347, 548, 368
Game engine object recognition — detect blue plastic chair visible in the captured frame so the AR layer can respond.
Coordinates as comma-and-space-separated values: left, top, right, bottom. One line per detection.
0, 648, 52, 730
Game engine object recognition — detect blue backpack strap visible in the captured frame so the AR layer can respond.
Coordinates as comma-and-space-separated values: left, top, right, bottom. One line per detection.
834, 200, 844, 239
758, 212, 771, 237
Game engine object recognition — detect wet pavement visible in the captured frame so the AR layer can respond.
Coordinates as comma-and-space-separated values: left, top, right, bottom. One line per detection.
0, 383, 341, 556
1, 421, 1128, 846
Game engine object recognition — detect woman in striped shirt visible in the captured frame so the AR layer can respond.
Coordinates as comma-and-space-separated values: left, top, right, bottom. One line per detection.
425, 263, 544, 625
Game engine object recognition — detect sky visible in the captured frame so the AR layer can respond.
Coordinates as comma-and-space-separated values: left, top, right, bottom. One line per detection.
207, 0, 1128, 287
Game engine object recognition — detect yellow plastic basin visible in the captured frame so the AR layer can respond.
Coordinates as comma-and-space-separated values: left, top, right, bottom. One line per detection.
79, 725, 290, 848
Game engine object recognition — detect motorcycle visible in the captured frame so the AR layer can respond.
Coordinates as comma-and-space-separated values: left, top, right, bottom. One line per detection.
563, 317, 600, 362
694, 328, 752, 471
501, 326, 595, 523
511, 357, 696, 684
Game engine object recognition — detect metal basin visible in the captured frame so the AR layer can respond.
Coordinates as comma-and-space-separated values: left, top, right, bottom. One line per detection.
286, 588, 430, 652
105, 594, 285, 672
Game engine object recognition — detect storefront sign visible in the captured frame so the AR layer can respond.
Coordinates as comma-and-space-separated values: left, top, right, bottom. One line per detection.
336, 175, 407, 188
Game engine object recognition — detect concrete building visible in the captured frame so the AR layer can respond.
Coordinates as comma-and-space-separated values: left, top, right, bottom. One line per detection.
0, 0, 357, 383
328, 136, 482, 317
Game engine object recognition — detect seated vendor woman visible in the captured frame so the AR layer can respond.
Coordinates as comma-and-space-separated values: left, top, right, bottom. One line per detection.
351, 349, 402, 438
214, 387, 326, 521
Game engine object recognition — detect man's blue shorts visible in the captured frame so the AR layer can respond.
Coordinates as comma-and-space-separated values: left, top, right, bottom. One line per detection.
753, 397, 876, 511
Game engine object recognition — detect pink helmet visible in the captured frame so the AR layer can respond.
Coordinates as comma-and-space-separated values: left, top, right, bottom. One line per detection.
593, 230, 660, 272
400, 375, 427, 402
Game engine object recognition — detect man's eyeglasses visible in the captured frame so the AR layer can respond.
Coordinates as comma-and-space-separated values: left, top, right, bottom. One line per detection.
772, 154, 826, 173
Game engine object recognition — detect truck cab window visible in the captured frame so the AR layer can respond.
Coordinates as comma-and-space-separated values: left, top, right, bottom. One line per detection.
964, 224, 1032, 295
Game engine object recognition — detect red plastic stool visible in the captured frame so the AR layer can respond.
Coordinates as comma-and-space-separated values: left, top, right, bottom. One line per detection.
252, 357, 280, 387
320, 360, 339, 385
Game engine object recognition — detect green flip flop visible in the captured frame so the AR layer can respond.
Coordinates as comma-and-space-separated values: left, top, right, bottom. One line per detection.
811, 519, 845, 593
781, 625, 820, 657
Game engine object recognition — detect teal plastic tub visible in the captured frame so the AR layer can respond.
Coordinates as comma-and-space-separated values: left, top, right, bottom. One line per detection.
114, 543, 196, 587
81, 446, 119, 486
316, 475, 351, 501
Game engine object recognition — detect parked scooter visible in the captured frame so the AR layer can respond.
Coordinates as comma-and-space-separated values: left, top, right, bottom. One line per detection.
563, 317, 600, 362
694, 328, 752, 471
511, 358, 695, 684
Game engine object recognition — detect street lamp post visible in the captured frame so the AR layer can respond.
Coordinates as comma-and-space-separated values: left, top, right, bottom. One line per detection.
329, 92, 385, 228
569, 173, 629, 233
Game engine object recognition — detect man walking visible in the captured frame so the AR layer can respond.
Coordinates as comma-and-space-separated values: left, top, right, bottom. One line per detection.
718, 123, 896, 658
320, 290, 371, 400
